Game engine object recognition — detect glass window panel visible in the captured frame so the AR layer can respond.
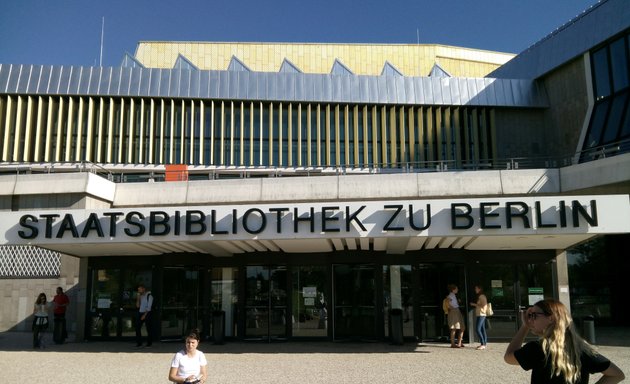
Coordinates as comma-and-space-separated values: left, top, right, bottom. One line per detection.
211, 267, 239, 337
261, 104, 269, 166
567, 238, 613, 322
610, 37, 629, 92
213, 103, 221, 165
592, 47, 611, 100
252, 103, 261, 166
203, 105, 212, 165
383, 265, 414, 338
602, 93, 628, 144
300, 104, 308, 166
89, 269, 121, 337
367, 108, 374, 166
310, 106, 319, 166
585, 100, 610, 148
329, 106, 336, 166
292, 266, 328, 337
223, 103, 232, 165
233, 103, 241, 166
339, 107, 346, 166
281, 105, 288, 167
619, 95, 630, 139
163, 102, 172, 164
174, 103, 182, 163
290, 106, 298, 167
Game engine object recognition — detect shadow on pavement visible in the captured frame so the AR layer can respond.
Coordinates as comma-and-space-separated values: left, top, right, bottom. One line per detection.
1, 326, 628, 353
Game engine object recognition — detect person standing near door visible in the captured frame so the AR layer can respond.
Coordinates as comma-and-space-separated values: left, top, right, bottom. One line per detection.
470, 285, 488, 350
52, 286, 70, 344
446, 284, 466, 348
135, 284, 154, 348
32, 292, 50, 349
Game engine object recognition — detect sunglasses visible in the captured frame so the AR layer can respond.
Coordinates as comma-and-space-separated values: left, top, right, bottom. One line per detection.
527, 311, 547, 320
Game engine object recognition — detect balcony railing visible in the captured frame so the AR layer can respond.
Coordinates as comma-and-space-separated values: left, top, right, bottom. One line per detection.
0, 138, 627, 183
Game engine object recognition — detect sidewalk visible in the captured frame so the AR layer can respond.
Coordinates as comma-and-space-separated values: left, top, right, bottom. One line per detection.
1, 328, 628, 383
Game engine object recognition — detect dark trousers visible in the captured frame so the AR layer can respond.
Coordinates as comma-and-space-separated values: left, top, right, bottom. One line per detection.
135, 311, 153, 346
53, 313, 67, 343
32, 317, 48, 348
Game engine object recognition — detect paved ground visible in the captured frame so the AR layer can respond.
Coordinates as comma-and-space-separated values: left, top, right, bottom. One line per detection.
0, 328, 628, 383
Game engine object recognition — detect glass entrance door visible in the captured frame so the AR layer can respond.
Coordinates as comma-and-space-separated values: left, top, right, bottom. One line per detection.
383, 265, 414, 339
87, 268, 152, 340
245, 266, 288, 341
292, 266, 328, 337
160, 267, 203, 340
416, 263, 466, 342
332, 264, 377, 341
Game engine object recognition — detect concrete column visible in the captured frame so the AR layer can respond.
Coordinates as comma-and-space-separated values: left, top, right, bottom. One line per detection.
555, 250, 571, 314
74, 257, 89, 341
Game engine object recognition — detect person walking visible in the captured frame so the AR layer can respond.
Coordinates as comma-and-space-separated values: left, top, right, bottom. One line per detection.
446, 284, 465, 348
505, 298, 625, 383
135, 284, 154, 348
168, 328, 207, 384
470, 285, 488, 350
32, 292, 49, 349
52, 286, 69, 344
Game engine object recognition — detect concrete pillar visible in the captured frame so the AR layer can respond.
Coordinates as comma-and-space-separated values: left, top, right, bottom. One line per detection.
555, 250, 571, 314
74, 257, 89, 341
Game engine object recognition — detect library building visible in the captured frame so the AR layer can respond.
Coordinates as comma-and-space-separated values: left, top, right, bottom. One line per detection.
1, 0, 629, 344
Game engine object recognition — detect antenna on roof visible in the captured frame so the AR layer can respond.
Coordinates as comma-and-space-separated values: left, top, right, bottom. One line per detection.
417, 28, 420, 45
99, 17, 105, 67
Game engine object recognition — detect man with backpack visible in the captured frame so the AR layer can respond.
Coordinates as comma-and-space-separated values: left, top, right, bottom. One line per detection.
135, 284, 155, 348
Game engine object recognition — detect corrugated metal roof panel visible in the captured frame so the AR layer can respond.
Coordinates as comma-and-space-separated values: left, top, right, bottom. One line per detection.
0, 64, 548, 107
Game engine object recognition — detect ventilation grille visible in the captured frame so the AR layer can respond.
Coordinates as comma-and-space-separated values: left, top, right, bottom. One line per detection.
0, 245, 61, 278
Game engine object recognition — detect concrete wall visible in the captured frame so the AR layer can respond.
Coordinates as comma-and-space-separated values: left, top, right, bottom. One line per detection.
541, 57, 589, 158
0, 254, 80, 333
113, 169, 563, 207
494, 109, 547, 159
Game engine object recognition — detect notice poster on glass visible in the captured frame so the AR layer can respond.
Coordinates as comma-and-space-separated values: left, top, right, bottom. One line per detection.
491, 280, 504, 298
528, 287, 544, 305
304, 297, 315, 306
303, 287, 317, 297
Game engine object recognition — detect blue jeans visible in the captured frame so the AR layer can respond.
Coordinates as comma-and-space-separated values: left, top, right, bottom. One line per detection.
476, 316, 487, 345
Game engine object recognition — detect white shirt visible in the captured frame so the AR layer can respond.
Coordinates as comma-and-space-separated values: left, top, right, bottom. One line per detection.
448, 292, 459, 309
170, 350, 207, 379
138, 291, 153, 313
34, 303, 48, 317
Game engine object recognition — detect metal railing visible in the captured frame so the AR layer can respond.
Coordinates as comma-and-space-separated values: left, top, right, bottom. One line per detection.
0, 139, 627, 183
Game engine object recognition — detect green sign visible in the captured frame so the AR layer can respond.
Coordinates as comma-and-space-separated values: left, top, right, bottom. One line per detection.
528, 287, 544, 294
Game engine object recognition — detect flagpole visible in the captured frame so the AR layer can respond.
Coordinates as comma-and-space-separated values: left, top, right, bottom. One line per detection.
99, 17, 105, 67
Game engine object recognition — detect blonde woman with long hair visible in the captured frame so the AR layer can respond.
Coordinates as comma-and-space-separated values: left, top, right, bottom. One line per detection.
505, 298, 624, 383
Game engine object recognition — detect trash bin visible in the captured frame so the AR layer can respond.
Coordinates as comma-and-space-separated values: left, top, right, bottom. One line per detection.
212, 310, 226, 345
390, 308, 404, 345
582, 315, 596, 344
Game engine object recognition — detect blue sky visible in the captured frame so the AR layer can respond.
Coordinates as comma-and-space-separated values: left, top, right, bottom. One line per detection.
0, 0, 598, 67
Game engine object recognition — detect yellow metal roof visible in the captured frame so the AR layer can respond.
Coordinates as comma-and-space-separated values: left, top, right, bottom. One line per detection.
134, 41, 514, 78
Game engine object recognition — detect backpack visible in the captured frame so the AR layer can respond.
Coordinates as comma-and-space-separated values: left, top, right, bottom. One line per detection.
442, 297, 450, 315
147, 292, 159, 311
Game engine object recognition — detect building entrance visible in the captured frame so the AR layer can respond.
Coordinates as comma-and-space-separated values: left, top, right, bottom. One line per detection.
244, 265, 288, 341
87, 268, 153, 340
332, 264, 378, 341
160, 267, 204, 340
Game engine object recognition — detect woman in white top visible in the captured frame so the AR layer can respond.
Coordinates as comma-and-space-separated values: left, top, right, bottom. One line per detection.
447, 284, 466, 348
169, 329, 208, 384
32, 292, 49, 349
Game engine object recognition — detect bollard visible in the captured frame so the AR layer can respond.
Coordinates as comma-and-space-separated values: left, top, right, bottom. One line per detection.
582, 315, 596, 344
